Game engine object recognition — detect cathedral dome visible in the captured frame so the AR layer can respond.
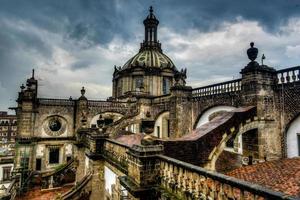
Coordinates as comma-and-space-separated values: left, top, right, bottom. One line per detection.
112, 6, 187, 98
122, 49, 176, 70
121, 6, 176, 71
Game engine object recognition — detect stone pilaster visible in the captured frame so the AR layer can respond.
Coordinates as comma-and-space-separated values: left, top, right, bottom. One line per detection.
75, 87, 88, 131
75, 146, 86, 182
240, 43, 281, 160
15, 73, 38, 171
119, 144, 163, 200
240, 61, 277, 119
89, 159, 105, 200
169, 85, 193, 138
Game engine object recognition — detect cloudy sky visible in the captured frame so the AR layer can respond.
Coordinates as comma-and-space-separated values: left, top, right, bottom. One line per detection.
1, 0, 300, 111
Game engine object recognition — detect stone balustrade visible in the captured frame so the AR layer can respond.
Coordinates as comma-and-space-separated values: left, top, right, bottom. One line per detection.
276, 66, 300, 84
60, 171, 92, 200
38, 98, 75, 106
103, 139, 130, 174
88, 100, 128, 108
0, 178, 19, 200
151, 94, 171, 104
192, 79, 241, 98
41, 158, 76, 189
158, 155, 297, 200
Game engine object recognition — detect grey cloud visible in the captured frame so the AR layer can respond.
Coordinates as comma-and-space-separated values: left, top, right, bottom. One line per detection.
1, 0, 300, 111
71, 60, 93, 70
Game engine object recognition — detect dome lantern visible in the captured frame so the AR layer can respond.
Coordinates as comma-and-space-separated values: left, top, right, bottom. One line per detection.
141, 6, 161, 51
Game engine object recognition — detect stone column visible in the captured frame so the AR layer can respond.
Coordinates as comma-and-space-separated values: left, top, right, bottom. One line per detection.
75, 87, 88, 131
75, 146, 86, 182
89, 159, 105, 200
120, 144, 163, 200
169, 85, 193, 138
15, 77, 38, 171
240, 42, 281, 160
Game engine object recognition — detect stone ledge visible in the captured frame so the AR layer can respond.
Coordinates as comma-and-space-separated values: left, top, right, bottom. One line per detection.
119, 176, 156, 198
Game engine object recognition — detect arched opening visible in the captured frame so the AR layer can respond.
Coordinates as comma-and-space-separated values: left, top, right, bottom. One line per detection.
153, 112, 170, 138
242, 129, 259, 161
125, 123, 140, 134
231, 128, 259, 165
195, 106, 236, 128
214, 128, 259, 172
286, 115, 300, 158
90, 112, 123, 128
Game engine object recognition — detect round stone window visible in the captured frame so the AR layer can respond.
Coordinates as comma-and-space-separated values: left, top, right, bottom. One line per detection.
43, 116, 67, 136
48, 119, 62, 132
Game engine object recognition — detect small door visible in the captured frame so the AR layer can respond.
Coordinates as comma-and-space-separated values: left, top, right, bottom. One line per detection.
157, 126, 160, 138
67, 156, 72, 162
36, 158, 41, 171
298, 134, 300, 156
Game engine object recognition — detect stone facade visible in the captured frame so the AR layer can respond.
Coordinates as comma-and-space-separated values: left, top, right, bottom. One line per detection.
12, 6, 300, 200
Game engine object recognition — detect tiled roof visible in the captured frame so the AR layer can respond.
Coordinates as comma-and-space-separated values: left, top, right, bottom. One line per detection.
16, 185, 73, 200
227, 157, 300, 197
114, 133, 144, 147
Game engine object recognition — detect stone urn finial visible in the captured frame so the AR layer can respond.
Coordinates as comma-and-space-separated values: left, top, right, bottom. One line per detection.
20, 84, 25, 91
81, 87, 85, 96
247, 42, 258, 61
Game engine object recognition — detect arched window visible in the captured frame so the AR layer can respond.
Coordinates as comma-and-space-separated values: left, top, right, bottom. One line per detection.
163, 77, 170, 95
135, 76, 143, 91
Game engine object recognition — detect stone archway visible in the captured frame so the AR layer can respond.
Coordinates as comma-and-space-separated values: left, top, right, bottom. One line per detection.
195, 106, 236, 128
208, 120, 263, 172
152, 111, 170, 138
286, 114, 300, 158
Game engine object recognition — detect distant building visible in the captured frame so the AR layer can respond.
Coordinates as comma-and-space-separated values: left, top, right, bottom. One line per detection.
0, 153, 14, 190
0, 112, 17, 144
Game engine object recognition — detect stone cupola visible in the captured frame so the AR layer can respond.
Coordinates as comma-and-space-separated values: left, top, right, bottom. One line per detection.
112, 6, 186, 99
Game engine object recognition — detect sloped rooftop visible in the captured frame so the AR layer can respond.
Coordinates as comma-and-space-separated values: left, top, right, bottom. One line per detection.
227, 157, 300, 198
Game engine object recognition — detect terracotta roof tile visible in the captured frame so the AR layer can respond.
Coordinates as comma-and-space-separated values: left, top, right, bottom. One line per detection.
227, 157, 300, 197
114, 133, 144, 147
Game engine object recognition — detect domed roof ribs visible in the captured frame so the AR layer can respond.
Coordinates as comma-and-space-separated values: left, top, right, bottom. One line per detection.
120, 6, 178, 71
141, 6, 162, 52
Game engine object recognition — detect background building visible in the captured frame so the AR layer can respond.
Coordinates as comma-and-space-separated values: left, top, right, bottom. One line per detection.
0, 112, 17, 154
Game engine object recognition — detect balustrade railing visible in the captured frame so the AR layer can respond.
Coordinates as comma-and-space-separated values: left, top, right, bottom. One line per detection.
88, 100, 129, 109
276, 66, 300, 84
38, 98, 132, 108
192, 79, 241, 98
41, 159, 76, 190
103, 139, 129, 173
38, 98, 75, 106
0, 178, 19, 200
60, 171, 92, 200
151, 94, 171, 104
88, 100, 124, 107
158, 155, 297, 200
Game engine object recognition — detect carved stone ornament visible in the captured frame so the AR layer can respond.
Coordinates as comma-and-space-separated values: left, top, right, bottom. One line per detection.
247, 42, 258, 61
43, 116, 67, 136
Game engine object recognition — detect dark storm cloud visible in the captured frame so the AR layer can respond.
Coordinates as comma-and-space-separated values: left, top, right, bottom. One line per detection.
2, 0, 299, 46
0, 0, 300, 111
156, 0, 300, 33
